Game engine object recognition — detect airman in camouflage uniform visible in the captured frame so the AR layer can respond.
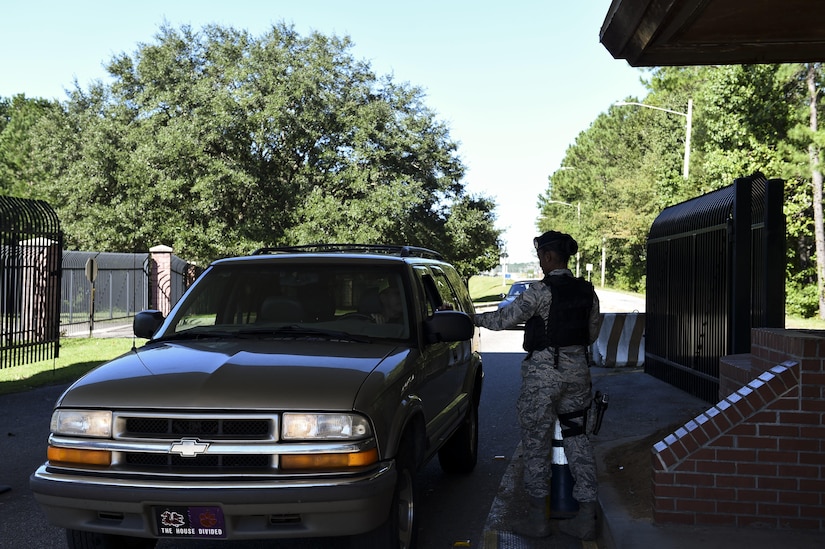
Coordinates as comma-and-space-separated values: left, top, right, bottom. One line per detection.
474, 231, 600, 540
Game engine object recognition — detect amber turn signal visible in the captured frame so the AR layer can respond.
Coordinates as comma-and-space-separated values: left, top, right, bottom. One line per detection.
48, 446, 112, 466
280, 448, 378, 470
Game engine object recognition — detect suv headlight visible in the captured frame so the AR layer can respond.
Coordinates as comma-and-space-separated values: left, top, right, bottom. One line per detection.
50, 409, 112, 438
282, 413, 371, 440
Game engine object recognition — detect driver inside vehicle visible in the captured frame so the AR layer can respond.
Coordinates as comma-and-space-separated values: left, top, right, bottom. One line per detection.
373, 286, 403, 324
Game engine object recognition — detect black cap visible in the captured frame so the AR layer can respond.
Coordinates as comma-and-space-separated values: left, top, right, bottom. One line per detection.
533, 230, 578, 257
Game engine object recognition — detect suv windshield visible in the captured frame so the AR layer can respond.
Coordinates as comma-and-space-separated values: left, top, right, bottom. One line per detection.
167, 263, 411, 340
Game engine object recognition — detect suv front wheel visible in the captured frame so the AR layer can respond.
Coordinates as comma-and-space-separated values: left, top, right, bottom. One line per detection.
351, 438, 418, 549
437, 395, 479, 474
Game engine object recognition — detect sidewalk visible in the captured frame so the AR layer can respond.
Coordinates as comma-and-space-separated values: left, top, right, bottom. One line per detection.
481, 367, 825, 549
65, 320, 135, 338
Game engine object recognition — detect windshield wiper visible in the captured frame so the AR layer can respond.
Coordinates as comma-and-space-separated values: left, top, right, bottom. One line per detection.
238, 325, 372, 343
153, 329, 239, 342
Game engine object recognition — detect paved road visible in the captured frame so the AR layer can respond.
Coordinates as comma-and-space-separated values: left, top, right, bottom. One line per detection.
0, 383, 67, 548
594, 288, 645, 313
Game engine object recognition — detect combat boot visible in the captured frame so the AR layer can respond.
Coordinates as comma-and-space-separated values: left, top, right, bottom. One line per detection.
512, 495, 552, 538
558, 500, 597, 540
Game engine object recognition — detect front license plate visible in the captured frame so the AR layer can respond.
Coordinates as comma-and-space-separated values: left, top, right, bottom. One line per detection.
154, 506, 226, 538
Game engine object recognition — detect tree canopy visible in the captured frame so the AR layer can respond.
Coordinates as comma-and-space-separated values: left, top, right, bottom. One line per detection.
540, 64, 824, 316
4, 23, 825, 315
0, 23, 501, 278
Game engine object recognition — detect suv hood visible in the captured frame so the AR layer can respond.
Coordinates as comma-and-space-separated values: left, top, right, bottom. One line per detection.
57, 339, 406, 411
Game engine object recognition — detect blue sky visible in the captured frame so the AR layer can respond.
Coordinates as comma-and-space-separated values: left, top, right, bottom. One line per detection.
1, 1, 649, 263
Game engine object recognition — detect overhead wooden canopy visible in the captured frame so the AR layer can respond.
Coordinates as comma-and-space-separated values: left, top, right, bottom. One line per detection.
600, 0, 825, 66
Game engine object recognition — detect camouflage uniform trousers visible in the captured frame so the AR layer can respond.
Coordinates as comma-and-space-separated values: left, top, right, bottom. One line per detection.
516, 347, 597, 503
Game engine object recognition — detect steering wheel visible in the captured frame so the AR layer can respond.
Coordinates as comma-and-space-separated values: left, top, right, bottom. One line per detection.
338, 312, 376, 322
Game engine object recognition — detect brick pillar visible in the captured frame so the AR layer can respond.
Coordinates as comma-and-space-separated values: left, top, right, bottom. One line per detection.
150, 245, 174, 317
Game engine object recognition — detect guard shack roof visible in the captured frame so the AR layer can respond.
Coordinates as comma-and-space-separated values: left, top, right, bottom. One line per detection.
601, 0, 825, 67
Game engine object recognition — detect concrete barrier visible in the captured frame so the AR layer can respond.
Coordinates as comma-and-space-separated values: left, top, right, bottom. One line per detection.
594, 312, 645, 367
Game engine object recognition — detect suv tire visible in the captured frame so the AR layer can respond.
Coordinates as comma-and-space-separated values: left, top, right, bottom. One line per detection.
351, 438, 418, 549
437, 395, 479, 474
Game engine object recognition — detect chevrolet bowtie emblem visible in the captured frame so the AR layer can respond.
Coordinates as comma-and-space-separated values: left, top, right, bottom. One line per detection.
169, 438, 210, 457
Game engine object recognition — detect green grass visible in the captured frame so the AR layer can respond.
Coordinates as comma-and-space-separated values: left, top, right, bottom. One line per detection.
785, 315, 825, 330
469, 275, 512, 303
0, 338, 140, 395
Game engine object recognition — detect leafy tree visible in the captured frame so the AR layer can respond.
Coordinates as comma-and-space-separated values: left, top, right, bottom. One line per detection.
694, 64, 821, 317
441, 194, 502, 279
783, 63, 825, 318
538, 95, 684, 291
0, 94, 56, 197
542, 63, 825, 316
694, 64, 795, 188
24, 23, 500, 277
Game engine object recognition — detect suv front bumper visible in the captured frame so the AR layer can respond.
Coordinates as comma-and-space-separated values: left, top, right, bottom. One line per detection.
30, 461, 396, 541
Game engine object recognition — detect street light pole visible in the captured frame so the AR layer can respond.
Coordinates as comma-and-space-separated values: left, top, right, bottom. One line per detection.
545, 199, 581, 277
500, 249, 508, 287
614, 99, 693, 179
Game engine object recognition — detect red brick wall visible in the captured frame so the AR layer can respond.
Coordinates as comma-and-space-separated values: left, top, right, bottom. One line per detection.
652, 328, 825, 530
149, 245, 174, 317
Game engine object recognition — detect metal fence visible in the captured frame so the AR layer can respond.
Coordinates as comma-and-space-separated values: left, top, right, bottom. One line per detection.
60, 251, 150, 337
0, 196, 63, 369
645, 173, 785, 402
59, 250, 201, 337
1, 197, 200, 364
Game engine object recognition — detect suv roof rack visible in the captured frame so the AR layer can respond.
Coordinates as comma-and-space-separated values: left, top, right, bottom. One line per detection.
251, 244, 444, 260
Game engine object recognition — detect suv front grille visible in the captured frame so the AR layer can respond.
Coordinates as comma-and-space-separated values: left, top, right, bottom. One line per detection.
123, 417, 271, 439
112, 412, 279, 474
125, 453, 271, 469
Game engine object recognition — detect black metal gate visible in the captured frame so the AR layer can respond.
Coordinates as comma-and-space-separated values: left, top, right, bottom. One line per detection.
645, 173, 785, 402
0, 196, 62, 369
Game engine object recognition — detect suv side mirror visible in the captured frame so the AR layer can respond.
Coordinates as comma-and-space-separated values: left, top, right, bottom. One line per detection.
134, 310, 165, 339
424, 310, 474, 343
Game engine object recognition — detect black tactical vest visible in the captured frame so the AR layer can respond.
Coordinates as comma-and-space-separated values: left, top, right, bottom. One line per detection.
546, 275, 593, 346
523, 274, 593, 353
